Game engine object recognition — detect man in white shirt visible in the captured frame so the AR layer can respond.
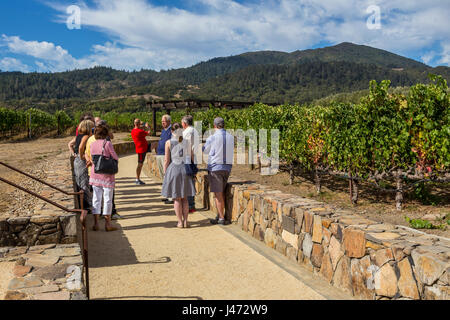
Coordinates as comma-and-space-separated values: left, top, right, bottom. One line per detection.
182, 115, 199, 212
202, 117, 234, 225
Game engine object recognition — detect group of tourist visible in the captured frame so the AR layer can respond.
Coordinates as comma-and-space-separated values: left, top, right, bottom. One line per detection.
69, 113, 121, 232
69, 112, 234, 231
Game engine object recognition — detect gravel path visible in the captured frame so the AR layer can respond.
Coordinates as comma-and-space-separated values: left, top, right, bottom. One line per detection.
87, 155, 351, 300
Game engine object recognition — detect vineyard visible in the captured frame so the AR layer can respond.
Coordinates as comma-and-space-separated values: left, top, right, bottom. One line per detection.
192, 75, 450, 211
0, 76, 448, 211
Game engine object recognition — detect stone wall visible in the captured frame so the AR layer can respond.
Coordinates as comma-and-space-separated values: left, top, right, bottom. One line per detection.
0, 214, 78, 247
144, 153, 450, 300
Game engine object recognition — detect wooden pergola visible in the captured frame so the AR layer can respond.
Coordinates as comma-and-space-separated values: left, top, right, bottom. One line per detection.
146, 99, 280, 136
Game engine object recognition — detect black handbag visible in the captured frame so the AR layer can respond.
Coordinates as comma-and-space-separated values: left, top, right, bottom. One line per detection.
93, 138, 118, 174
185, 162, 198, 176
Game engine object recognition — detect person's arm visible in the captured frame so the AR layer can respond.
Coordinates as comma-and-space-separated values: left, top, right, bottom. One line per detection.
79, 136, 90, 161
85, 139, 92, 168
202, 135, 213, 154
164, 140, 171, 174
68, 137, 76, 156
144, 123, 151, 135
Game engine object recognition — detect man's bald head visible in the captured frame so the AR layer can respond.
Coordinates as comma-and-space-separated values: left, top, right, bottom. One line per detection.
134, 119, 141, 127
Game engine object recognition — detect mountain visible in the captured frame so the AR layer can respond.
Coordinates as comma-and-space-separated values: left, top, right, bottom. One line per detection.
289, 42, 430, 70
0, 42, 448, 109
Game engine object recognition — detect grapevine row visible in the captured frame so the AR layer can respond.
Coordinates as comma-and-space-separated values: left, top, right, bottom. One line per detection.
193, 75, 449, 210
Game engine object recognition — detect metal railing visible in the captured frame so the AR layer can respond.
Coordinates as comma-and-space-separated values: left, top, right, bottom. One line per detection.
0, 161, 90, 299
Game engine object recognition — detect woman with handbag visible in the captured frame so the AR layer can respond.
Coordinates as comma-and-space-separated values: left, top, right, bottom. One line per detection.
161, 123, 196, 228
71, 119, 95, 212
88, 124, 119, 232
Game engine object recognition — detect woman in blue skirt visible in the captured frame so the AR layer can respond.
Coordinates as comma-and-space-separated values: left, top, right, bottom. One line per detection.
161, 123, 196, 228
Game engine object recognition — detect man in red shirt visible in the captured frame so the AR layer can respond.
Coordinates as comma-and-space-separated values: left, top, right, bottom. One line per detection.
131, 119, 151, 185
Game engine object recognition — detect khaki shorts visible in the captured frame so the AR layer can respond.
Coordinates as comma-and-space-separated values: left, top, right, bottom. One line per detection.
156, 155, 165, 179
208, 170, 230, 193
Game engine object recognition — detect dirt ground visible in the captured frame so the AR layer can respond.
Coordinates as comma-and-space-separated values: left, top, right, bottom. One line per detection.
0, 131, 131, 218
0, 131, 448, 237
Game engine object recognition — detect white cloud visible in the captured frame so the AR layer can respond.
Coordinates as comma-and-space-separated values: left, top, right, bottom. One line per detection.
1, 34, 79, 72
0, 57, 32, 72
2, 0, 450, 72
438, 43, 450, 65
421, 51, 436, 65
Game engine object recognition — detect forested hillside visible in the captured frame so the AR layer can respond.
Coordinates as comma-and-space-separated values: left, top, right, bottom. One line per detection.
0, 42, 449, 113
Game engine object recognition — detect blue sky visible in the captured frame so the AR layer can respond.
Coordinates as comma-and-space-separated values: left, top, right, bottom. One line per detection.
0, 0, 449, 72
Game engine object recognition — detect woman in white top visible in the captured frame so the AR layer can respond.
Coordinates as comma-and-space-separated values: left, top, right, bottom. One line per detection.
161, 123, 196, 228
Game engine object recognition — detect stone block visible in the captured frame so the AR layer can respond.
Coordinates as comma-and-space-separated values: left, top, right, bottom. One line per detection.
312, 216, 323, 244
264, 228, 277, 249
366, 232, 401, 244
275, 236, 287, 256
282, 230, 298, 249
248, 217, 255, 235
286, 245, 298, 262
351, 258, 376, 300
60, 236, 77, 244
30, 216, 59, 225
302, 233, 313, 259
25, 254, 59, 268
13, 265, 32, 277
23, 285, 60, 295
332, 256, 353, 295
60, 256, 83, 266
423, 285, 449, 300
329, 236, 344, 271
0, 219, 8, 231
365, 240, 384, 251
374, 263, 398, 298
321, 218, 332, 229
8, 276, 43, 290
366, 224, 396, 232
282, 204, 295, 218
282, 215, 295, 234
374, 248, 394, 267
7, 217, 30, 225
311, 243, 324, 268
320, 252, 334, 283
397, 258, 420, 300
60, 215, 77, 237
330, 223, 343, 242
4, 291, 28, 300
322, 228, 332, 246
33, 291, 71, 300
343, 228, 366, 258
411, 250, 447, 286
295, 208, 304, 231
243, 212, 249, 232
18, 224, 42, 247
32, 264, 70, 280
41, 228, 58, 235
303, 211, 314, 234
37, 231, 61, 245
